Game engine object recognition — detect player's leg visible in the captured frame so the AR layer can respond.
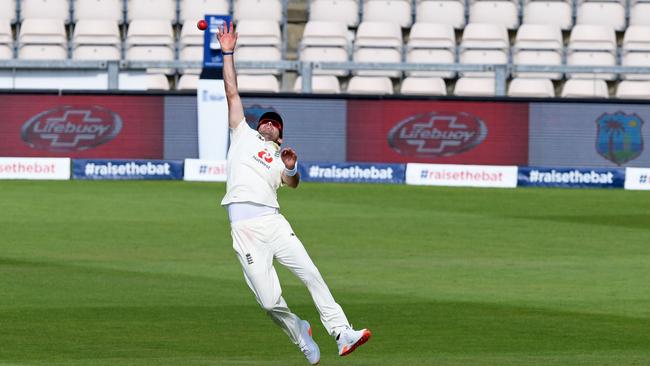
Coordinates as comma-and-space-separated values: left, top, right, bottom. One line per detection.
231, 220, 320, 364
272, 215, 372, 356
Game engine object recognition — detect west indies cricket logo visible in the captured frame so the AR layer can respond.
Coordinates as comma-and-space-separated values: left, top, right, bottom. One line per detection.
387, 112, 487, 157
21, 105, 122, 152
595, 112, 644, 166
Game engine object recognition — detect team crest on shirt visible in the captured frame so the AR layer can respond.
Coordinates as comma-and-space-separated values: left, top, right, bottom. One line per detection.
253, 148, 274, 169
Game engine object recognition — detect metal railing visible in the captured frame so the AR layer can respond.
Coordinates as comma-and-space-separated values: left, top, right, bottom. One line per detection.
2, 60, 650, 95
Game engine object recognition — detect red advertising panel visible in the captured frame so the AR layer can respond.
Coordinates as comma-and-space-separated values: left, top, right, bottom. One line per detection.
347, 100, 529, 165
0, 95, 163, 158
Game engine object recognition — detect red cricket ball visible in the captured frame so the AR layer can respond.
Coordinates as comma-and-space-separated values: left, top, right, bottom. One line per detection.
197, 19, 207, 31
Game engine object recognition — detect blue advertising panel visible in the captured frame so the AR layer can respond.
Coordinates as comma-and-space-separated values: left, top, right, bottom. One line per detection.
203, 15, 231, 69
299, 162, 406, 184
518, 166, 625, 188
73, 159, 183, 180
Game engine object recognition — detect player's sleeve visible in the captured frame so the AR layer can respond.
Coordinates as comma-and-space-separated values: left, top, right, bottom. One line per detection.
230, 118, 254, 143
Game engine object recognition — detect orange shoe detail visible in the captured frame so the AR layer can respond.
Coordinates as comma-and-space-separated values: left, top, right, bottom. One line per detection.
340, 329, 372, 357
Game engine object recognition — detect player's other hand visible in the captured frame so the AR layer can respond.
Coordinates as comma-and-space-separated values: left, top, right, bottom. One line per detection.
216, 21, 237, 52
281, 148, 297, 170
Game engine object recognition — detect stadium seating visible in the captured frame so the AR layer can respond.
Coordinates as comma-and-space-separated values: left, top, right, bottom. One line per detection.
630, 2, 650, 26
616, 80, 650, 99
127, 0, 176, 23
73, 0, 123, 23
459, 23, 509, 77
469, 0, 519, 30
0, 20, 12, 59
352, 21, 402, 77
567, 25, 617, 80
237, 74, 280, 92
1, 0, 17, 23
523, 1, 573, 30
309, 0, 360, 27
362, 0, 413, 28
406, 22, 456, 78
576, 0, 626, 31
299, 21, 350, 76
18, 18, 68, 60
180, 0, 230, 24
125, 20, 175, 74
507, 77, 555, 97
561, 79, 609, 98
20, 0, 70, 22
416, 0, 465, 29
512, 24, 563, 79
346, 75, 393, 94
294, 75, 342, 93
622, 26, 650, 80
72, 19, 120, 60
400, 76, 447, 95
234, 0, 282, 23
453, 77, 496, 96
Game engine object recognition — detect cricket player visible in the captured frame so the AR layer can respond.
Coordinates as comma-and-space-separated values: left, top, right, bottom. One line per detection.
216, 22, 371, 364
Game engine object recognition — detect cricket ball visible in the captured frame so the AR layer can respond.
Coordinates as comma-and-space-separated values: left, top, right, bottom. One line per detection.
197, 19, 207, 31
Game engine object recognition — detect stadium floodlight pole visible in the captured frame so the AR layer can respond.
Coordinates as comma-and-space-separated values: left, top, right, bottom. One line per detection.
196, 14, 232, 161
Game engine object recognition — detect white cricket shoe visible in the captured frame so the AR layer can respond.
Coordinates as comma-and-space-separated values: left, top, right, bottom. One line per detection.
299, 320, 320, 365
336, 327, 372, 356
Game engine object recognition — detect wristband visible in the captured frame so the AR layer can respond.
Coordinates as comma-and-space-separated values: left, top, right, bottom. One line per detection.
222, 51, 234, 55
284, 162, 298, 177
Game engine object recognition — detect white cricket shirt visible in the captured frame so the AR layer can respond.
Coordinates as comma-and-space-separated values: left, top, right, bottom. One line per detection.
221, 119, 285, 208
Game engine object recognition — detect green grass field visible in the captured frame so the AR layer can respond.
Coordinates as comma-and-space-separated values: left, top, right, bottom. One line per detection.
1, 180, 649, 366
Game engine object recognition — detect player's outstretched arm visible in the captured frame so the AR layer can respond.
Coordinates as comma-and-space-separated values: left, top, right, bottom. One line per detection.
217, 21, 244, 129
281, 148, 300, 188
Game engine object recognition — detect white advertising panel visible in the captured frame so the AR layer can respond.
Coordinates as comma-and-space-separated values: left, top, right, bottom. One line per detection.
183, 159, 227, 182
406, 163, 518, 188
0, 158, 70, 180
624, 167, 650, 190
197, 78, 229, 160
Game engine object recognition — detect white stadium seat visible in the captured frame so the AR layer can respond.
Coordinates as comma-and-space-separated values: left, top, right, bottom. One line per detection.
180, 20, 205, 48
18, 18, 67, 60
237, 74, 280, 93
236, 20, 282, 47
0, 45, 12, 59
362, 0, 412, 28
453, 77, 496, 96
1, 0, 17, 23
0, 20, 12, 59
300, 47, 349, 76
508, 78, 555, 97
561, 79, 609, 98
630, 3, 650, 26
234, 0, 282, 23
469, 0, 519, 30
576, 1, 625, 31
622, 26, 650, 80
126, 20, 174, 74
301, 21, 349, 48
179, 46, 202, 74
74, 0, 123, 22
513, 24, 563, 79
353, 47, 401, 77
20, 0, 70, 22
407, 22, 455, 78
177, 73, 200, 90
400, 76, 447, 95
294, 75, 342, 93
523, 1, 573, 30
147, 73, 170, 90
616, 81, 650, 99
309, 0, 360, 27
416, 0, 465, 29
460, 23, 509, 77
567, 25, 617, 80
180, 0, 230, 24
128, 0, 176, 23
234, 46, 282, 75
346, 76, 394, 94
353, 21, 403, 77
72, 19, 120, 60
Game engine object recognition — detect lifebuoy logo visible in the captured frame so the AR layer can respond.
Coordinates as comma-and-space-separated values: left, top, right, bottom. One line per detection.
21, 105, 122, 152
387, 112, 487, 157
258, 149, 273, 163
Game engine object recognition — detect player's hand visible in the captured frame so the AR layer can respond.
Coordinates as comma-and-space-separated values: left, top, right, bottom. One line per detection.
216, 21, 237, 52
281, 148, 297, 170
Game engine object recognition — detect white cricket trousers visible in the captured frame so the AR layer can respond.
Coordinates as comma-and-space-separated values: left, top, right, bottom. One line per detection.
230, 213, 350, 344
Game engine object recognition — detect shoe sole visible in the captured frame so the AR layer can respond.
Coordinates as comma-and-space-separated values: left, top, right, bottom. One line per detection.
340, 329, 372, 357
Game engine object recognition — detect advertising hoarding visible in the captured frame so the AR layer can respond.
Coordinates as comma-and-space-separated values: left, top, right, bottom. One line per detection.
73, 159, 183, 180
347, 100, 529, 165
518, 166, 625, 188
406, 163, 518, 188
0, 157, 70, 180
299, 162, 406, 184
